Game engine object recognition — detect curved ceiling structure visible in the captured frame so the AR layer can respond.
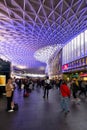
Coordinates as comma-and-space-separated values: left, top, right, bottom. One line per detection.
0, 0, 87, 69
34, 44, 63, 63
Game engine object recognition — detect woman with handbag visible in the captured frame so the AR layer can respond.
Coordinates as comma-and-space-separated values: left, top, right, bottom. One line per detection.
5, 78, 14, 112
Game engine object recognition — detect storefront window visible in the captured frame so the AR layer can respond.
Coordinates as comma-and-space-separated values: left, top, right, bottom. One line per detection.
82, 58, 84, 65
79, 59, 81, 66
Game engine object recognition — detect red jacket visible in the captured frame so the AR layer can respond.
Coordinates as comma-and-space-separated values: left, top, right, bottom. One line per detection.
60, 84, 70, 97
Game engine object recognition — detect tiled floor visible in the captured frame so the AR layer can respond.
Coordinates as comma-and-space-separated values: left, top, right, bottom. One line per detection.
0, 87, 87, 130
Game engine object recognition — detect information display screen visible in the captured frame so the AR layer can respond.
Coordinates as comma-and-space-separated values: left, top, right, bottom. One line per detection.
0, 75, 6, 86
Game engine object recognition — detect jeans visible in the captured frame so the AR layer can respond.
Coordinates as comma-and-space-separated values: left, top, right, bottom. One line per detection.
43, 87, 49, 99
60, 97, 70, 112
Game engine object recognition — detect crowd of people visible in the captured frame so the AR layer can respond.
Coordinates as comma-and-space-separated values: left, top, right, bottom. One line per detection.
5, 76, 87, 115
58, 78, 87, 115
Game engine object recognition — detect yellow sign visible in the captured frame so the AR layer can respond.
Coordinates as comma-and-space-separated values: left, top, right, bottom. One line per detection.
0, 75, 6, 86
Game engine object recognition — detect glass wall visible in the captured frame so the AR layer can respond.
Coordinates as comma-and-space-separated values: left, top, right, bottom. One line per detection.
62, 29, 87, 65
66, 44, 68, 63
80, 32, 84, 56
71, 40, 74, 61
85, 30, 87, 54
68, 42, 71, 62
62, 45, 65, 64
64, 45, 67, 63
76, 35, 80, 58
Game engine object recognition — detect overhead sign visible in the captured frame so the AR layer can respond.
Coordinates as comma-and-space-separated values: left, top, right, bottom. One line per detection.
62, 64, 68, 70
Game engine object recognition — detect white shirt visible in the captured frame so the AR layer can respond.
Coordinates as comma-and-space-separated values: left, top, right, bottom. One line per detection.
45, 79, 50, 84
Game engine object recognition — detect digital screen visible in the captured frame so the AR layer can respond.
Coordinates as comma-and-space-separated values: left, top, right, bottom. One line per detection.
0, 75, 6, 86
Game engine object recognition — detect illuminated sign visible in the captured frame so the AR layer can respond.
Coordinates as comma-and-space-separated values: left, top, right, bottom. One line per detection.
0, 75, 6, 86
62, 64, 68, 70
80, 73, 87, 77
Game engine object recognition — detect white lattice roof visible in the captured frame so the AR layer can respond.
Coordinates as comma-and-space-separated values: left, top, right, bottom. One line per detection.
0, 0, 87, 68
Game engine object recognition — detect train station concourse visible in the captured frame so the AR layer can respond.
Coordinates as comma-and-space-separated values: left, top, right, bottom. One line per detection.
0, 0, 87, 130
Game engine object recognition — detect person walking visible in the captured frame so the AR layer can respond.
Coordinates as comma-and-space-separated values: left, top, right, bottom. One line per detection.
43, 76, 50, 99
60, 80, 71, 115
79, 80, 86, 97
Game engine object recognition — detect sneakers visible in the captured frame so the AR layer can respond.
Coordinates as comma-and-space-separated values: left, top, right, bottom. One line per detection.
8, 109, 14, 112
64, 111, 70, 116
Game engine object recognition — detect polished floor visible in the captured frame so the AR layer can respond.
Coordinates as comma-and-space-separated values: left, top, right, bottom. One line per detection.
0, 87, 87, 130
